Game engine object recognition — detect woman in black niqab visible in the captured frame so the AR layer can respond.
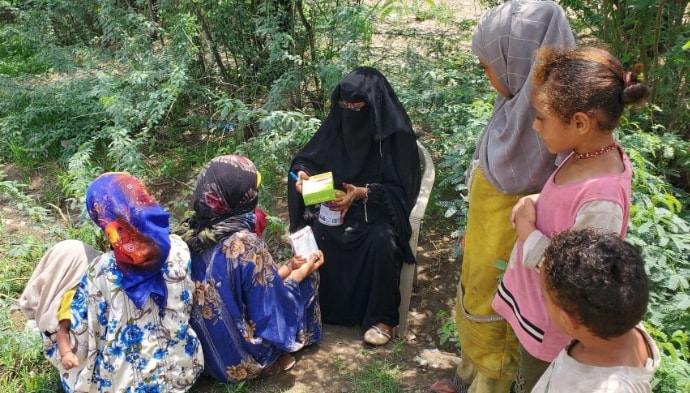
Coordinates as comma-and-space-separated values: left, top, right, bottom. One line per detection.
287, 66, 421, 345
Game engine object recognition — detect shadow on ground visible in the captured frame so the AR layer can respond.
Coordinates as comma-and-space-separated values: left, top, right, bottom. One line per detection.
190, 227, 463, 393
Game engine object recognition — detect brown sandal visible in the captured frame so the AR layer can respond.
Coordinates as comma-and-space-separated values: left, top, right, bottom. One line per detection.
260, 353, 296, 378
430, 374, 470, 393
430, 380, 458, 393
278, 353, 296, 371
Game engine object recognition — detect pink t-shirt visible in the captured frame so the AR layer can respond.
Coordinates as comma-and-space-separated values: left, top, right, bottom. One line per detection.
492, 148, 632, 361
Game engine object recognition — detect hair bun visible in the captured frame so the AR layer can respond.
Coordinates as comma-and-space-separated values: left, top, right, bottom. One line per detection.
621, 75, 651, 106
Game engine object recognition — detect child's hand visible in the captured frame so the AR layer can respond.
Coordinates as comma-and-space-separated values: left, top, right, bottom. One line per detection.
288, 255, 306, 270
513, 197, 537, 242
290, 251, 324, 283
308, 250, 325, 270
61, 351, 79, 370
511, 194, 538, 227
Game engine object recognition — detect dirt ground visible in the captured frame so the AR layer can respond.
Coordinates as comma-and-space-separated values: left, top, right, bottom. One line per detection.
188, 224, 463, 393
5, 179, 465, 393
3, 169, 467, 393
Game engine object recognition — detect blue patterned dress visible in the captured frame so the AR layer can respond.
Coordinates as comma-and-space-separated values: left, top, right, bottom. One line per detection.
190, 229, 321, 382
49, 235, 204, 392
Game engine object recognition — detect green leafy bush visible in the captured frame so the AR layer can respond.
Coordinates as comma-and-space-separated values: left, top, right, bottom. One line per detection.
618, 114, 690, 392
560, 0, 690, 141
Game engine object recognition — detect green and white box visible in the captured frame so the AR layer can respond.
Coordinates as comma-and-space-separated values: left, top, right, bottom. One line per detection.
302, 171, 336, 205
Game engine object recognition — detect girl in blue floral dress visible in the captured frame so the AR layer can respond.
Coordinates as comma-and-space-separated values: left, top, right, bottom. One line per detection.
59, 172, 204, 392
175, 155, 324, 383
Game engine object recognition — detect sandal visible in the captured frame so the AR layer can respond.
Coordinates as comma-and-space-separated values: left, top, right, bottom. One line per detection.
278, 353, 296, 371
363, 324, 392, 346
260, 353, 296, 378
430, 374, 470, 393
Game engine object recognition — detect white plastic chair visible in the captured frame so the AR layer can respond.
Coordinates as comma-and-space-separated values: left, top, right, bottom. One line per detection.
396, 140, 435, 338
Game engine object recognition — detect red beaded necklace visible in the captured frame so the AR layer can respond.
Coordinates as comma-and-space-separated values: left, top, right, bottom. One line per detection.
574, 142, 618, 159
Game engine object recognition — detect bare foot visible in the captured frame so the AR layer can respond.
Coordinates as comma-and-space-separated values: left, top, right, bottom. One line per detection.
260, 353, 295, 378
431, 375, 470, 393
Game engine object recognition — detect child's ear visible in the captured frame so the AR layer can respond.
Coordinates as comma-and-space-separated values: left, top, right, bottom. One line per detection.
571, 112, 591, 135
557, 308, 580, 335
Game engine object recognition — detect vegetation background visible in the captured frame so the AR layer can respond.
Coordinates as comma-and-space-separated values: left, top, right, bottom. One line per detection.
1, 0, 689, 391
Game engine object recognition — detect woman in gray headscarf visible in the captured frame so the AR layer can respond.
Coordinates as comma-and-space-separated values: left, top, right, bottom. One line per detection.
432, 2, 575, 392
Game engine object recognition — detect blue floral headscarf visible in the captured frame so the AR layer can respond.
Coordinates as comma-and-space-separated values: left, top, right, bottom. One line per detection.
86, 172, 171, 309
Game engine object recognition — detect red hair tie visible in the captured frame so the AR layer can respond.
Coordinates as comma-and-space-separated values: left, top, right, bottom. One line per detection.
623, 72, 633, 87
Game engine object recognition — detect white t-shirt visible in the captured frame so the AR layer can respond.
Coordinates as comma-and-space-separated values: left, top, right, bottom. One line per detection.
532, 325, 660, 393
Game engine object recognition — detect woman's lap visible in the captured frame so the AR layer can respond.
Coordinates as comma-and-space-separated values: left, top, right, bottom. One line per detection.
316, 220, 402, 328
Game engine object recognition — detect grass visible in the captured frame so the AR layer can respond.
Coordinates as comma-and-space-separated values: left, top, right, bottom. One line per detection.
332, 354, 402, 393
435, 310, 459, 348
0, 236, 46, 295
0, 298, 62, 392
348, 359, 401, 393
0, 170, 70, 392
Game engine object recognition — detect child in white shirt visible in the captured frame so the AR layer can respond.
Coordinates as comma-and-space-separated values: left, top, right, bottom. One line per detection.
533, 229, 660, 393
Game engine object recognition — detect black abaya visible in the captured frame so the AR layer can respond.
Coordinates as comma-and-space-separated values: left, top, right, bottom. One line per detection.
287, 67, 421, 329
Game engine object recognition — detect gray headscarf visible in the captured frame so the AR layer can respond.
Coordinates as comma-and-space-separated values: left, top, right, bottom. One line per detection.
471, 0, 575, 194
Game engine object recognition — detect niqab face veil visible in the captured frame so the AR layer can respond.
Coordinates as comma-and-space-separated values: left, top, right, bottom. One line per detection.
86, 172, 171, 309
292, 66, 415, 184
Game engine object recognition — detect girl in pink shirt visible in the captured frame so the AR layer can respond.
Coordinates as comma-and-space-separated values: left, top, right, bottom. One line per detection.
491, 46, 651, 393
